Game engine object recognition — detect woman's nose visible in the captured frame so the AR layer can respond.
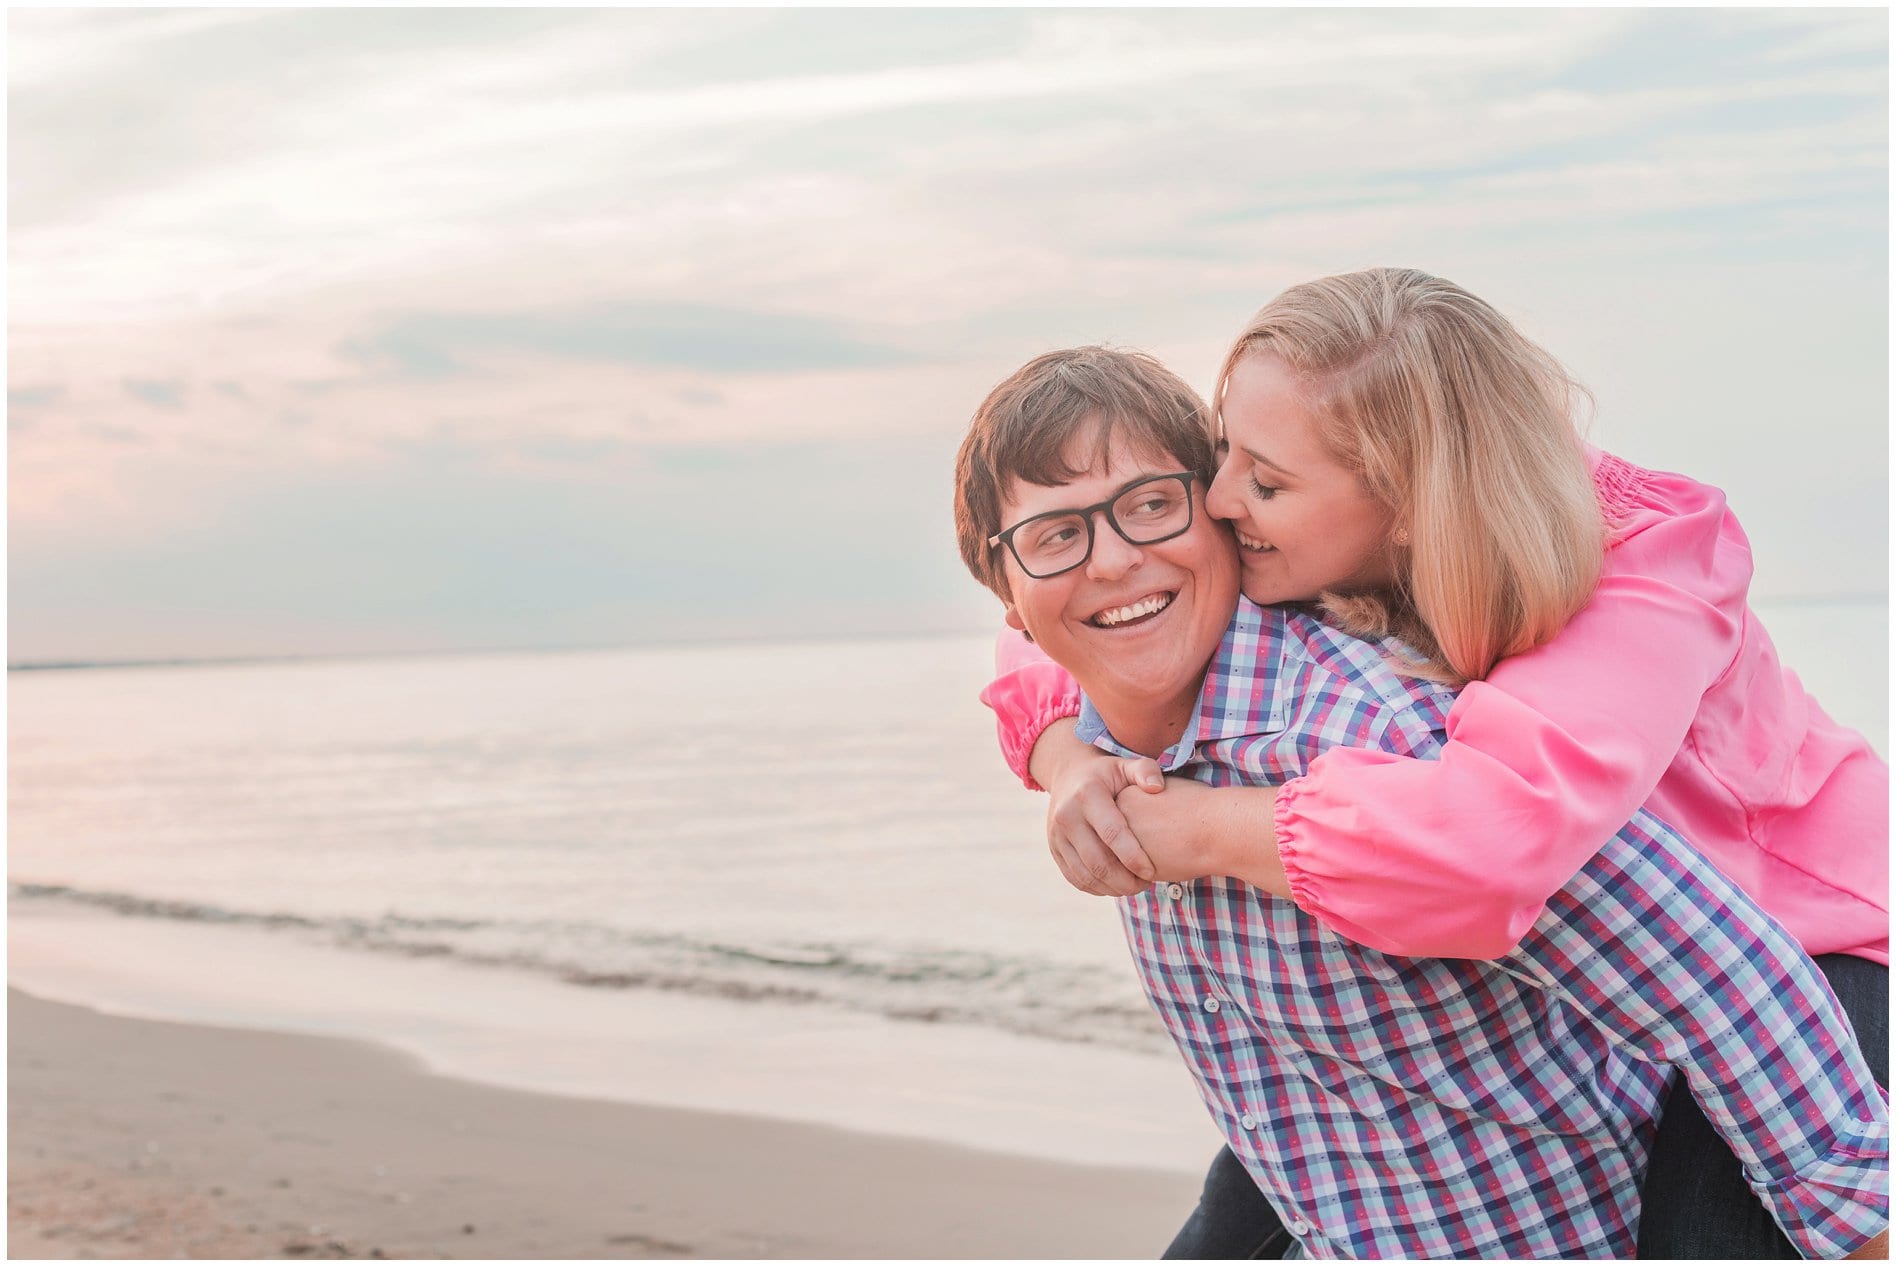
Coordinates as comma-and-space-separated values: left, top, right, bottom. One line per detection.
1205, 461, 1241, 522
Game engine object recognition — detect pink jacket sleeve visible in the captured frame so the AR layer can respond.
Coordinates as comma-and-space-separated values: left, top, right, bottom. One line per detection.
978, 629, 1080, 793
1277, 458, 1747, 958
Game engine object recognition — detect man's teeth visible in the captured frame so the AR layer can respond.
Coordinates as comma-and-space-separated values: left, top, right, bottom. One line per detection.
1236, 531, 1274, 552
1094, 594, 1173, 627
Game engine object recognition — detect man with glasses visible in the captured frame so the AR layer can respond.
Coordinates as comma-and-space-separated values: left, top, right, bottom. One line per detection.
950, 346, 1887, 1259
956, 347, 1241, 768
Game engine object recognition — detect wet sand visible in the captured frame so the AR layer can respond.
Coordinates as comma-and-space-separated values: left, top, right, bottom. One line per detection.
7, 989, 1202, 1259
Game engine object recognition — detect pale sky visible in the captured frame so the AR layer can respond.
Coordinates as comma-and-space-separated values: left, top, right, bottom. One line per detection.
8, 8, 1887, 663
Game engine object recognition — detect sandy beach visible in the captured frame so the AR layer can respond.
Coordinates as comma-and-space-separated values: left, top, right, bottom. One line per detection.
8, 643, 1230, 1260
8, 989, 1203, 1259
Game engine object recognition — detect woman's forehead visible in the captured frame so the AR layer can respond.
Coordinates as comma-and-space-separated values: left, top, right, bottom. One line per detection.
1222, 355, 1333, 464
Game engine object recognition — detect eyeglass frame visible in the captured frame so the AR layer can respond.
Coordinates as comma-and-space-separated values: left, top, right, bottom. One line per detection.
987, 471, 1200, 580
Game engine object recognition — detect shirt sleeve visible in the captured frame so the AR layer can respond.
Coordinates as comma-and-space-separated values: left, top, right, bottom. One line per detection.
978, 626, 1081, 792
1277, 462, 1751, 959
1511, 820, 1890, 1259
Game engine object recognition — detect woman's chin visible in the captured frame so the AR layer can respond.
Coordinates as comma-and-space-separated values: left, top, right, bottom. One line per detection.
1237, 572, 1287, 605
1239, 579, 1318, 607
1237, 555, 1323, 608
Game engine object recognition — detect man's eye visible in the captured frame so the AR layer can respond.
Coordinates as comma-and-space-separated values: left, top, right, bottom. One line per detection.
1035, 524, 1082, 550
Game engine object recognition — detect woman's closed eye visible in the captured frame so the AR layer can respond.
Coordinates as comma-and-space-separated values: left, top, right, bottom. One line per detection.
1247, 474, 1279, 500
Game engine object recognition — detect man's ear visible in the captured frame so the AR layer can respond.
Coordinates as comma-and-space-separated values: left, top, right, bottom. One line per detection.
1002, 605, 1034, 643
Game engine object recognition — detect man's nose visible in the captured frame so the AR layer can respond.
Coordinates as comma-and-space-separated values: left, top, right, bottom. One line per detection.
1085, 511, 1143, 579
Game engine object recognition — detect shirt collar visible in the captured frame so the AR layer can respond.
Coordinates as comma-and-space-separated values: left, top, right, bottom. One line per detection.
1073, 597, 1292, 771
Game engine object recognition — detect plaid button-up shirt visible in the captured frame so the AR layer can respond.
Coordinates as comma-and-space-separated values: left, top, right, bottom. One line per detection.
1077, 598, 1888, 1259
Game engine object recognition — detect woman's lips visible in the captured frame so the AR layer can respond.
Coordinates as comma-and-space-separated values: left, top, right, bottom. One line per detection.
1234, 530, 1275, 554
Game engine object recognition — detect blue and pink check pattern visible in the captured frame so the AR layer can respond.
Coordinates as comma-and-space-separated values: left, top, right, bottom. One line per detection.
1077, 598, 1889, 1259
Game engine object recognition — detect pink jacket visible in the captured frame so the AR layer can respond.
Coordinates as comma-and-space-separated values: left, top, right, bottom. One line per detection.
981, 449, 1889, 963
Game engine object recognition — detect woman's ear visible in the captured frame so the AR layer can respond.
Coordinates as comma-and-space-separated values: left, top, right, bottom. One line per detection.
1003, 605, 1034, 643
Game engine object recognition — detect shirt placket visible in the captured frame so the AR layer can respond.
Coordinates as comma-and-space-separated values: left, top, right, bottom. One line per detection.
1160, 874, 1335, 1255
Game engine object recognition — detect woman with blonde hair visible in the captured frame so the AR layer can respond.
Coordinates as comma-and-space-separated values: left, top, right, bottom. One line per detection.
984, 268, 1887, 1258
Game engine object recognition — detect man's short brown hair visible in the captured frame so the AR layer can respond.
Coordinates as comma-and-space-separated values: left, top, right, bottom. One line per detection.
953, 346, 1218, 601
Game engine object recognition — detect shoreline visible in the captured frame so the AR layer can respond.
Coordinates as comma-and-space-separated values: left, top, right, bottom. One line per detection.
9, 901, 1221, 1176
8, 988, 1205, 1259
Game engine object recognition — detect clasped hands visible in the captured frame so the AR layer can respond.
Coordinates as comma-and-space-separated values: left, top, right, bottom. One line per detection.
1039, 744, 1288, 900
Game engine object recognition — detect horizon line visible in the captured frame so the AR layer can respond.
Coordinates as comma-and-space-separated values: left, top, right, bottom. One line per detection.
6, 624, 1005, 675
10, 589, 1886, 674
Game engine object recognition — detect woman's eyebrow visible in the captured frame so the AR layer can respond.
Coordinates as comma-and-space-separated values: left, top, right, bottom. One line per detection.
1242, 445, 1296, 479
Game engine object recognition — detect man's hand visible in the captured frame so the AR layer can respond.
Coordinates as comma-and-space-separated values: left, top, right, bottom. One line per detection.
1043, 753, 1164, 896
1033, 730, 1164, 897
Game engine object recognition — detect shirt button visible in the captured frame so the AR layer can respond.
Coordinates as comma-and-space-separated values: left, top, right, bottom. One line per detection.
1238, 1114, 1257, 1131
1202, 996, 1221, 1013
1287, 1218, 1311, 1236
1166, 883, 1184, 900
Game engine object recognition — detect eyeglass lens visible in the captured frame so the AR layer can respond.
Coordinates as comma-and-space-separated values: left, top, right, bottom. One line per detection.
1012, 476, 1192, 577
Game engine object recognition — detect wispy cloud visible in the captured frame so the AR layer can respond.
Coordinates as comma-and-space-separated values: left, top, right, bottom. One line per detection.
123, 377, 188, 410
8, 385, 64, 410
8, 9, 1885, 660
339, 303, 926, 379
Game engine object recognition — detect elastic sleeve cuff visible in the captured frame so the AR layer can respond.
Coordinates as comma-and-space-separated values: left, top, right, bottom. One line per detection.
1273, 775, 1325, 916
978, 660, 1081, 792
1006, 705, 1081, 793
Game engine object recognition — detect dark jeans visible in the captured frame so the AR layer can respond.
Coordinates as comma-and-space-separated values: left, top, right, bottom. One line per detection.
1162, 953, 1888, 1260
1162, 1145, 1290, 1260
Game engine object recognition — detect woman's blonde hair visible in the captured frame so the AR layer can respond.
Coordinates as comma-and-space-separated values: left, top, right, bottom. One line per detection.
1215, 268, 1602, 684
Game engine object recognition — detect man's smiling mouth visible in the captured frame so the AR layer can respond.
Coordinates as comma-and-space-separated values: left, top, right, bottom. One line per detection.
1089, 591, 1175, 628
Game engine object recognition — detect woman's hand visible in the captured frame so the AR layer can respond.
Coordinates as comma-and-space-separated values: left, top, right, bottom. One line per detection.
1116, 779, 1291, 898
1025, 721, 1289, 900
1029, 720, 1163, 896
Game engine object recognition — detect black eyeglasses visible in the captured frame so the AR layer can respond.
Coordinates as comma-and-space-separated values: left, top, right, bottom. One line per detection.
988, 472, 1198, 579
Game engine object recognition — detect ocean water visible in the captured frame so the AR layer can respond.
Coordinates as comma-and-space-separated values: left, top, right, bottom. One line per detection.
11, 605, 1887, 1052
14, 603, 1880, 1046
9, 604, 1885, 1162
10, 634, 1167, 1055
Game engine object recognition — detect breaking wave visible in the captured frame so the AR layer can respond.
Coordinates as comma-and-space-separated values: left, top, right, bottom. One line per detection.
11, 882, 1168, 1054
